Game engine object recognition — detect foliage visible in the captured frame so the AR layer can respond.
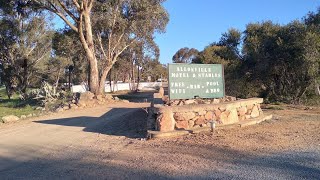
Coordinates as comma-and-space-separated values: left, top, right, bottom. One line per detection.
109, 50, 166, 92
193, 45, 230, 65
242, 21, 320, 103
0, 0, 53, 99
50, 29, 88, 85
140, 58, 167, 82
25, 81, 66, 106
189, 9, 320, 104
216, 28, 242, 61
172, 47, 199, 63
108, 36, 165, 91
32, 0, 169, 95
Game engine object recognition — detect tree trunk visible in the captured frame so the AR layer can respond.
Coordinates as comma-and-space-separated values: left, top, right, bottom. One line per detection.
136, 65, 140, 91
5, 85, 12, 100
315, 80, 320, 96
87, 63, 91, 90
89, 59, 100, 95
98, 66, 112, 95
78, 11, 100, 96
55, 69, 61, 89
21, 58, 28, 94
68, 71, 71, 91
131, 59, 135, 91
109, 68, 112, 92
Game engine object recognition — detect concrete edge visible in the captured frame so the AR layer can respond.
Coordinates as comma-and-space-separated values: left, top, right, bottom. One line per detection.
238, 115, 273, 127
147, 114, 273, 139
147, 130, 190, 139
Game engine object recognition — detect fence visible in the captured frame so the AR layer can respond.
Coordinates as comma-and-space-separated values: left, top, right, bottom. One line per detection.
72, 82, 162, 93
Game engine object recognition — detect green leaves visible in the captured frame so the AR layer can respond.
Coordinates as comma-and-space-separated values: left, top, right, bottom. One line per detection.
172, 47, 199, 63
0, 1, 53, 98
181, 8, 320, 103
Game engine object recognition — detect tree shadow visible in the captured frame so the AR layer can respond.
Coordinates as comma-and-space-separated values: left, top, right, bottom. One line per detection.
1, 141, 319, 179
2, 117, 320, 179
36, 107, 148, 139
0, 98, 21, 107
144, 142, 320, 179
115, 91, 156, 103
0, 144, 175, 180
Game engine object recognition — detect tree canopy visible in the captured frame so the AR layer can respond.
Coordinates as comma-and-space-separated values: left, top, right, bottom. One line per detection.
0, 0, 169, 99
0, 0, 53, 98
172, 47, 199, 63
31, 0, 169, 95
183, 8, 320, 103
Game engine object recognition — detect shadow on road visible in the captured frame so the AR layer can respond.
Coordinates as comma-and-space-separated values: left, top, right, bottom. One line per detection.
1, 141, 319, 179
36, 107, 148, 139
35, 90, 156, 138
0, 145, 177, 180
113, 91, 156, 103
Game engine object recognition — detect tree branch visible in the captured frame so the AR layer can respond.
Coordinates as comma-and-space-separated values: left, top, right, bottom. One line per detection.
57, 0, 78, 22
72, 0, 81, 11
78, 13, 88, 49
112, 39, 136, 64
111, 32, 125, 54
97, 33, 108, 61
55, 11, 78, 32
88, 0, 94, 11
45, 1, 79, 32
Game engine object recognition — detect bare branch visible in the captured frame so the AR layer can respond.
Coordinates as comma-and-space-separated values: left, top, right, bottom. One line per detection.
88, 0, 94, 11
78, 13, 87, 46
110, 3, 120, 33
97, 33, 108, 60
57, 0, 78, 22
72, 0, 81, 11
111, 32, 125, 54
44, 1, 78, 32
108, 32, 112, 60
55, 11, 78, 32
112, 39, 136, 64
33, 50, 50, 65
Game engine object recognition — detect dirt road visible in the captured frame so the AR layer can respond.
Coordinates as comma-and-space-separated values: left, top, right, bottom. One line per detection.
0, 99, 319, 179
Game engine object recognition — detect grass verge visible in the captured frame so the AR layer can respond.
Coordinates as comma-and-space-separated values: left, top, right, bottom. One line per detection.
0, 87, 38, 119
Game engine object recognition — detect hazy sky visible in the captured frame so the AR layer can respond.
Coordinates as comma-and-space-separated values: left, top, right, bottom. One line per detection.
155, 0, 319, 64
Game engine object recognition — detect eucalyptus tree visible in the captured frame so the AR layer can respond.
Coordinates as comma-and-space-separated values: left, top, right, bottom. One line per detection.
217, 28, 242, 61
172, 47, 199, 63
193, 45, 228, 65
242, 20, 320, 102
111, 37, 161, 91
304, 8, 320, 96
305, 7, 320, 27
51, 29, 88, 86
140, 57, 167, 82
0, 0, 53, 98
32, 0, 169, 95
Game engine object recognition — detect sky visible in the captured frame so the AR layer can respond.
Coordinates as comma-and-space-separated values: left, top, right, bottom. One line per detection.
53, 0, 319, 64
155, 0, 319, 64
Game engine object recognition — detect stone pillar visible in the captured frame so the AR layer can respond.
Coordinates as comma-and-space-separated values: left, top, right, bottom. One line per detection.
156, 108, 175, 132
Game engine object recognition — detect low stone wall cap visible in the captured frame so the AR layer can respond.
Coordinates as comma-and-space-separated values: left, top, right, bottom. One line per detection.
155, 98, 263, 112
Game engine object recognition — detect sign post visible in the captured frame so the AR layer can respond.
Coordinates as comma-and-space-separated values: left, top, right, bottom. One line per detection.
168, 64, 225, 100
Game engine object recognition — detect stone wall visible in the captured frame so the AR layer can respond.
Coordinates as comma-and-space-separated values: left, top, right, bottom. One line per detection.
149, 98, 264, 132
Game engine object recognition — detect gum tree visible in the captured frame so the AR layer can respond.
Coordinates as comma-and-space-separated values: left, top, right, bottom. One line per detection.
0, 1, 53, 98
32, 0, 168, 95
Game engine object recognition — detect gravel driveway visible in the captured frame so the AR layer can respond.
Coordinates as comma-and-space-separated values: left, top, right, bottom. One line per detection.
0, 97, 319, 179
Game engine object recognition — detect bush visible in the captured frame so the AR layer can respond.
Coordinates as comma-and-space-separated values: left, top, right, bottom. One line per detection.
25, 82, 68, 106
